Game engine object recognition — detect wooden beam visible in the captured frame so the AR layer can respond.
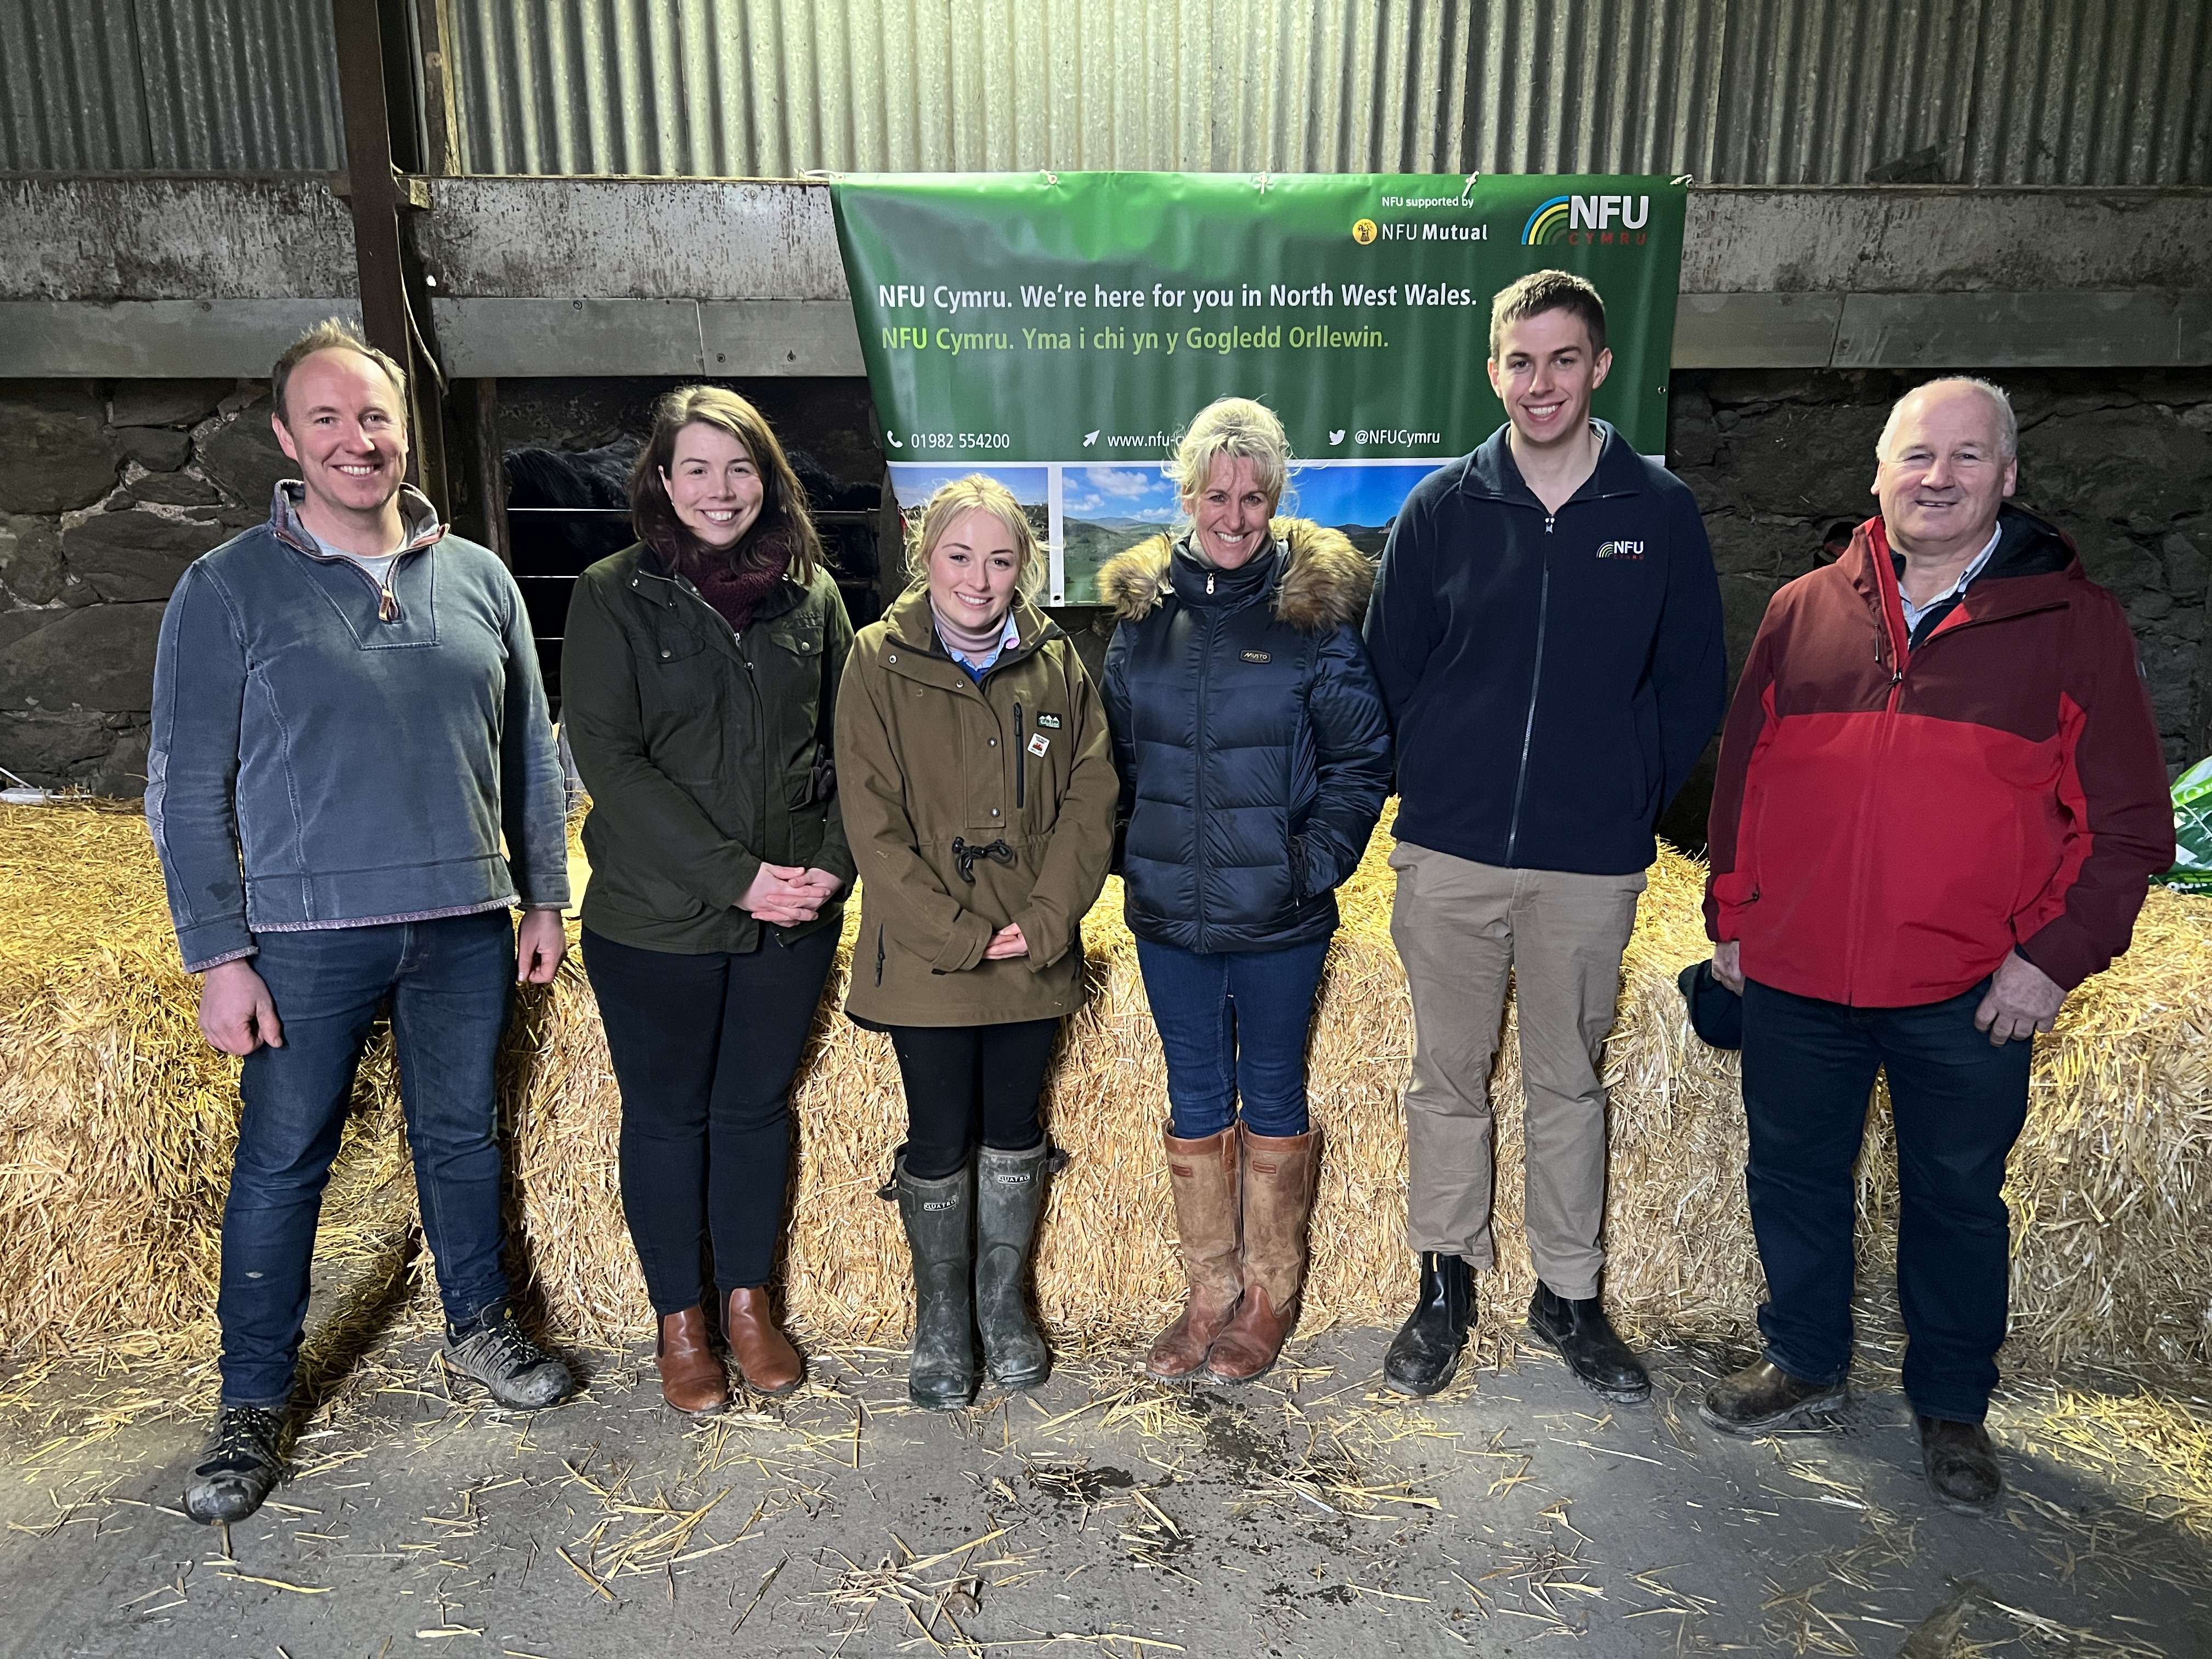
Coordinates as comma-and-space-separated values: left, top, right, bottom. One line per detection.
413, 0, 463, 177
330, 0, 448, 514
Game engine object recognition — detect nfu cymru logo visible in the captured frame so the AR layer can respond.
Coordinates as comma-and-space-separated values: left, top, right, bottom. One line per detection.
1595, 540, 1646, 561
1522, 194, 1652, 247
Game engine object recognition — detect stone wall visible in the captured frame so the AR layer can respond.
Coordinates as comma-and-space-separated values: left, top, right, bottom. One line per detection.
2, 370, 2205, 803
0, 379, 296, 793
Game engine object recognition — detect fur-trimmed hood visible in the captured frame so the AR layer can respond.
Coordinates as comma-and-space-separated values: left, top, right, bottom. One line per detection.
1098, 517, 1374, 631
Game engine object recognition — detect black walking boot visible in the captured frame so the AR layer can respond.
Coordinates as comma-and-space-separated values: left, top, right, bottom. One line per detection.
183, 1404, 286, 1525
1526, 1282, 1651, 1403
895, 1156, 979, 1411
1384, 1252, 1474, 1396
975, 1141, 1056, 1389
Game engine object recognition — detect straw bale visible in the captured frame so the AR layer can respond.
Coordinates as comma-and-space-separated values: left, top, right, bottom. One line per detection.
5, 800, 2209, 1387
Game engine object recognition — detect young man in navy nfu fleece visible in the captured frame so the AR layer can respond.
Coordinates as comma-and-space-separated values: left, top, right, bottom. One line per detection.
1363, 270, 1726, 1404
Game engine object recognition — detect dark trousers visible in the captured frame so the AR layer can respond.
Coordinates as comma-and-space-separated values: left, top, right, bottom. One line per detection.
1741, 975, 2033, 1423
885, 1019, 1059, 1180
1134, 935, 1332, 1139
582, 926, 837, 1314
219, 911, 516, 1408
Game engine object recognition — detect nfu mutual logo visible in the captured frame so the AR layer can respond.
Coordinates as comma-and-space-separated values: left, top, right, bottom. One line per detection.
1522, 194, 1652, 246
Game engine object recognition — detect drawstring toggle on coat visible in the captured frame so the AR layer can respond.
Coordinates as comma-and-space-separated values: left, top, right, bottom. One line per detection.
950, 837, 1015, 884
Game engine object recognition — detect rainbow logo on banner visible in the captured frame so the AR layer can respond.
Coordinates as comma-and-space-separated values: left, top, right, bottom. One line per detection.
1522, 195, 1573, 246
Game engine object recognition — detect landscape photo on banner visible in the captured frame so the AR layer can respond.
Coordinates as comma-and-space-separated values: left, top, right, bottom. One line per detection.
832, 173, 1687, 601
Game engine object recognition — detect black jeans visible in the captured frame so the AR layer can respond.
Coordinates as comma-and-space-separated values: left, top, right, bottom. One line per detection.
582, 926, 837, 1314
1741, 974, 2033, 1424
886, 1019, 1059, 1180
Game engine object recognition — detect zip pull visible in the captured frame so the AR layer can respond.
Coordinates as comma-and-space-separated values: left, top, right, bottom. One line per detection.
378, 586, 398, 622
1206, 571, 1215, 594
1544, 514, 1555, 534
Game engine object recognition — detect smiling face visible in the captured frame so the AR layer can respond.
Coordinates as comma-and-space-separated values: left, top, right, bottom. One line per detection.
1486, 306, 1613, 454
1872, 383, 2017, 560
661, 421, 764, 549
272, 348, 409, 522
926, 507, 1023, 633
1185, 454, 1277, 569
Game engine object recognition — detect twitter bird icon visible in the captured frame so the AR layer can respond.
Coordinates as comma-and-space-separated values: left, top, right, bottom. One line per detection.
1328, 428, 1346, 445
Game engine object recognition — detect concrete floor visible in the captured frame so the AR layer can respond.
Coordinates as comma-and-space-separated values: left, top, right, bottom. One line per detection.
3, 1295, 2206, 1659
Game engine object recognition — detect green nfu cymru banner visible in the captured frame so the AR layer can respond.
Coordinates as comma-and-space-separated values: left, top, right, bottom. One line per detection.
830, 172, 1688, 602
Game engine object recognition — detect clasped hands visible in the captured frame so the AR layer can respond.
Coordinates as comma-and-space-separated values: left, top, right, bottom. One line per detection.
739, 863, 845, 927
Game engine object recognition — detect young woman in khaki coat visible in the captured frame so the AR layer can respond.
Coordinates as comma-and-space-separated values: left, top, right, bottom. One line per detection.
836, 475, 1117, 1409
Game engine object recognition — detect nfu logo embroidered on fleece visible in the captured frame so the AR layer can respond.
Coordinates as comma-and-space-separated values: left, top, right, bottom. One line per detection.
1594, 540, 1646, 560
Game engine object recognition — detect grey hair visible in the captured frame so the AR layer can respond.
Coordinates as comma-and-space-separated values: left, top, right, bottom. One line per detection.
1166, 397, 1292, 511
1876, 376, 2017, 461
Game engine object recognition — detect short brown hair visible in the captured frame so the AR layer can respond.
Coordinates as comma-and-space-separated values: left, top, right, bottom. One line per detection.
905, 475, 1045, 602
1489, 270, 1607, 358
272, 317, 408, 424
628, 386, 822, 585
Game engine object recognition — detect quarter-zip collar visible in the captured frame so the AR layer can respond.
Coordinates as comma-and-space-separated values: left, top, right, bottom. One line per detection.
271, 478, 444, 560
1169, 534, 1279, 609
270, 479, 443, 621
1459, 418, 1644, 509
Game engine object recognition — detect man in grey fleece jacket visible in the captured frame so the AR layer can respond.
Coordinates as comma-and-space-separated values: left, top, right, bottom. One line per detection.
146, 320, 574, 1526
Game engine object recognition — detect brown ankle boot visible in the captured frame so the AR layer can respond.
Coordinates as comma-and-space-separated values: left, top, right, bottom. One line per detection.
1146, 1127, 1244, 1381
1205, 1125, 1319, 1384
655, 1305, 728, 1416
724, 1286, 803, 1397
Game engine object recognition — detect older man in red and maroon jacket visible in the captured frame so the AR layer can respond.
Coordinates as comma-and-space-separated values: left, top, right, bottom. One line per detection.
1697, 377, 2172, 1515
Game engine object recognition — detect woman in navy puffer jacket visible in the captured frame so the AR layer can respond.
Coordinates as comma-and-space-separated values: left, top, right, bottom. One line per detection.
1101, 397, 1392, 1386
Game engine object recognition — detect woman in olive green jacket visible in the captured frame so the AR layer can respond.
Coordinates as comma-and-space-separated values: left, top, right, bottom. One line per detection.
562, 386, 854, 1420
836, 475, 1117, 1409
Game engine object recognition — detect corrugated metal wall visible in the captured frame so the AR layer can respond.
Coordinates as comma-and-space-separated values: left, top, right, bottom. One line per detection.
1458, 0, 2212, 185
3, 0, 2205, 184
0, 0, 342, 172
445, 0, 1472, 176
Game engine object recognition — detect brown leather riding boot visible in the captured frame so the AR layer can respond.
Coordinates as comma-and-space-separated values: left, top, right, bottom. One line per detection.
724, 1286, 804, 1397
1145, 1127, 1243, 1381
1205, 1125, 1319, 1384
655, 1305, 728, 1417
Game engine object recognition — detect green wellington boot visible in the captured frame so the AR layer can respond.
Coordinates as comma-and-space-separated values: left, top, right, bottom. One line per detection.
895, 1156, 980, 1410
975, 1141, 1057, 1389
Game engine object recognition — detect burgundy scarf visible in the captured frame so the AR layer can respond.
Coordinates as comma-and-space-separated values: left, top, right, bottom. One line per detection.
655, 527, 793, 633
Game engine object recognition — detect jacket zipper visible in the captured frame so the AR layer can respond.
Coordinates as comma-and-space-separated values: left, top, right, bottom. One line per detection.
1192, 607, 1217, 947
1842, 587, 1909, 1002
663, 571, 776, 904
1014, 703, 1025, 810
876, 924, 885, 986
1503, 526, 1555, 865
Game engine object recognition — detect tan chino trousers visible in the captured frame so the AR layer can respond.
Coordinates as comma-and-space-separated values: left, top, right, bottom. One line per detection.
1389, 842, 1645, 1301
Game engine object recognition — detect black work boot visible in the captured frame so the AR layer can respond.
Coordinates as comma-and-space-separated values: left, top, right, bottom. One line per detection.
1526, 1282, 1651, 1403
975, 1141, 1056, 1390
183, 1404, 286, 1525
1699, 1359, 1849, 1436
1917, 1415, 2002, 1514
895, 1156, 979, 1411
1384, 1252, 1474, 1396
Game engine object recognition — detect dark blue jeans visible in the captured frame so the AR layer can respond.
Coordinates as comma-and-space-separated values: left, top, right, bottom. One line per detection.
217, 911, 517, 1407
1135, 936, 1333, 1139
1741, 975, 2033, 1424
